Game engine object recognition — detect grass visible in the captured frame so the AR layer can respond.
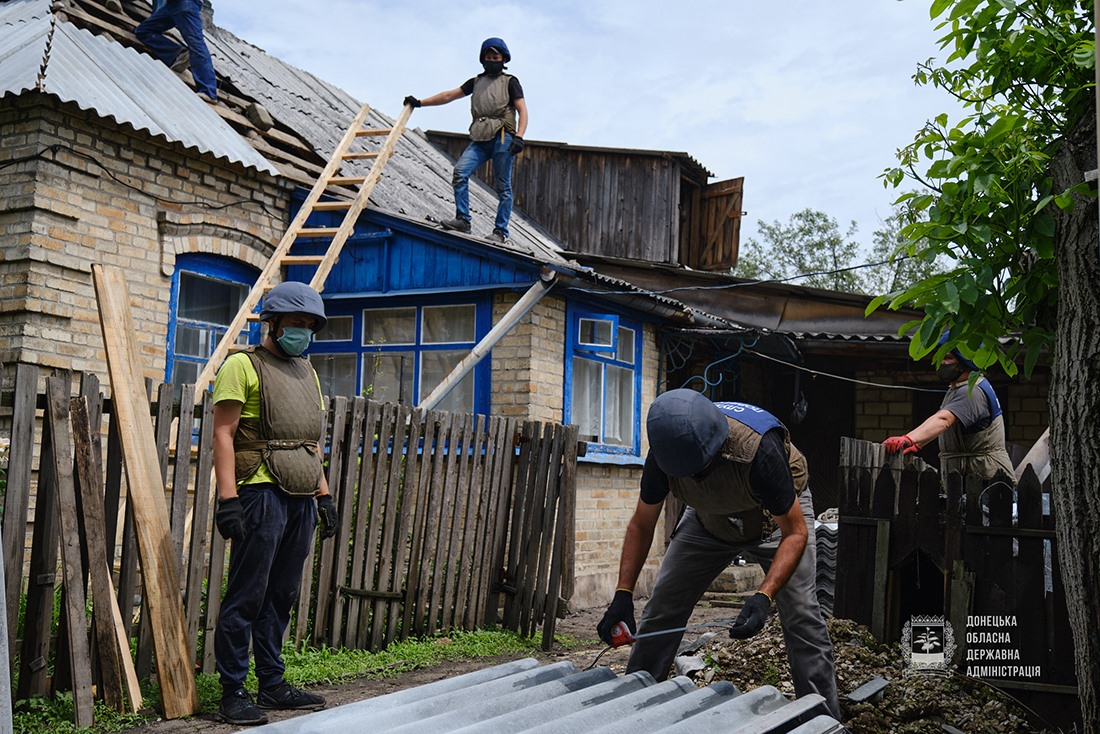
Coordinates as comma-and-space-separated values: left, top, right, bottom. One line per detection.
13, 628, 554, 733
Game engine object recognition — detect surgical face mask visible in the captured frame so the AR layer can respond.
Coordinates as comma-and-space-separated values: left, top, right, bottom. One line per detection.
277, 326, 313, 356
936, 362, 965, 383
482, 60, 505, 75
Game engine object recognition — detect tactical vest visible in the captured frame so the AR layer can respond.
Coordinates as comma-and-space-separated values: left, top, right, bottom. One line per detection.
469, 73, 516, 141
668, 402, 808, 544
233, 346, 325, 496
938, 377, 1015, 482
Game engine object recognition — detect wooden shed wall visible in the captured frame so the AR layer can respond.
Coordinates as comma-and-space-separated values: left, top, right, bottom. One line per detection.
428, 136, 682, 263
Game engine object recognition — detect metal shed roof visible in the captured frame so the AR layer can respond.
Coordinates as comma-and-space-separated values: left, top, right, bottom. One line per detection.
251, 658, 846, 734
0, 0, 277, 174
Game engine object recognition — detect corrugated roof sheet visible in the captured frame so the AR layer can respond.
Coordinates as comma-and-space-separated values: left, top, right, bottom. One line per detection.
251, 658, 846, 733
0, 0, 276, 174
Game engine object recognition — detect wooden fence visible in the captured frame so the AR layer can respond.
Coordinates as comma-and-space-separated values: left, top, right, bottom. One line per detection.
0, 363, 577, 719
834, 437, 1078, 727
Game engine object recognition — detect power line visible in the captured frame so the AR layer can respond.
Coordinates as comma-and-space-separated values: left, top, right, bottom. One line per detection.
745, 349, 944, 393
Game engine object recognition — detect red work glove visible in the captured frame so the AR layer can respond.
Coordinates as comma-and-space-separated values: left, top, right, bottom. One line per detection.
883, 435, 920, 455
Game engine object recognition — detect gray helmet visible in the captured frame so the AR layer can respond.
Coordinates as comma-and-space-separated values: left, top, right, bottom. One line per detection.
646, 389, 728, 478
259, 281, 327, 331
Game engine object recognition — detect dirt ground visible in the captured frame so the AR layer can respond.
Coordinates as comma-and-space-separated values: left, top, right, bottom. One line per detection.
124, 594, 1053, 734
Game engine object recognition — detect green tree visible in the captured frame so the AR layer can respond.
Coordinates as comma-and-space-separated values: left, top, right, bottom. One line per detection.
735, 209, 867, 292
876, 1, 1099, 728
862, 204, 947, 295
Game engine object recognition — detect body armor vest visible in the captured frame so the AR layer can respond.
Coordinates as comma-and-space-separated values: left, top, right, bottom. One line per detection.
233, 346, 325, 496
469, 74, 516, 141
938, 377, 1014, 482
668, 403, 808, 544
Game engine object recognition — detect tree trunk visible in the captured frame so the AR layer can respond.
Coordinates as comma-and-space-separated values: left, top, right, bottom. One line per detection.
1049, 101, 1100, 732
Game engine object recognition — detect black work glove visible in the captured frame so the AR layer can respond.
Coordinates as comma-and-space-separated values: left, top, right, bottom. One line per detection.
508, 135, 525, 156
729, 592, 772, 639
215, 497, 246, 541
316, 494, 339, 540
403, 95, 421, 108
596, 589, 636, 645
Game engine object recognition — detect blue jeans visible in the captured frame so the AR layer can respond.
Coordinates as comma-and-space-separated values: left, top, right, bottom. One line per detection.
214, 484, 317, 692
452, 133, 516, 236
135, 0, 217, 99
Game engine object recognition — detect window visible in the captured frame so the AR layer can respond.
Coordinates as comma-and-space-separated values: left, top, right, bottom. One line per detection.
309, 299, 489, 414
166, 254, 259, 392
565, 306, 641, 454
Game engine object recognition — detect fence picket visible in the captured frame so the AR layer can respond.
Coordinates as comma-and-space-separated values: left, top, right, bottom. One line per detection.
3, 363, 37, 680
185, 391, 214, 652
370, 403, 411, 649
318, 395, 357, 647
386, 407, 424, 643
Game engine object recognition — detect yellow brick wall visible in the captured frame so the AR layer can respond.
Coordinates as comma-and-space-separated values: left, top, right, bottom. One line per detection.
0, 101, 287, 385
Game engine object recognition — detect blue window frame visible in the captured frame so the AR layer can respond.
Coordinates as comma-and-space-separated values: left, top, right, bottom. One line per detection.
308, 296, 491, 414
165, 254, 259, 391
564, 305, 642, 455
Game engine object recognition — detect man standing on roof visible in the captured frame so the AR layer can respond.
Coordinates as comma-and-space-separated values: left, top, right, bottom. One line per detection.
884, 334, 1014, 483
403, 37, 528, 244
135, 0, 218, 103
211, 281, 339, 726
597, 389, 840, 719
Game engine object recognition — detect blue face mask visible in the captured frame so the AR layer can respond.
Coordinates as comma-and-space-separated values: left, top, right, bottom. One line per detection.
277, 326, 313, 356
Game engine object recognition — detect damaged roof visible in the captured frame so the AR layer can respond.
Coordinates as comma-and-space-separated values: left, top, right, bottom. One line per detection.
250, 658, 846, 734
0, 0, 277, 174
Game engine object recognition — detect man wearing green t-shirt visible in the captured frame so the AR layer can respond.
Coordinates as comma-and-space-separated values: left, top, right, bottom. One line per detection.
211, 281, 338, 726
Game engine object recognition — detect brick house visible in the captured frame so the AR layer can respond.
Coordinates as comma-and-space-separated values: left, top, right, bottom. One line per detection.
1, 0, 1048, 615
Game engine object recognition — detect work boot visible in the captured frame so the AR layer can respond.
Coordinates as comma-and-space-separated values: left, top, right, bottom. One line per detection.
170, 50, 190, 73
257, 682, 326, 711
439, 217, 471, 233
489, 228, 508, 243
219, 689, 268, 726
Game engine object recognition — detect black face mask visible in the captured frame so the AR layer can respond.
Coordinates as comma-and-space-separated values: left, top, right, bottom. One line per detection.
936, 362, 965, 383
482, 60, 505, 75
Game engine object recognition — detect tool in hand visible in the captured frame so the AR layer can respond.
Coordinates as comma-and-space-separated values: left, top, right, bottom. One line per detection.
608, 618, 736, 648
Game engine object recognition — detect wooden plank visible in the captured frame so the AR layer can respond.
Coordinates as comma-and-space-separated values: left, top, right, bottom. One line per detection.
457, 413, 487, 629
372, 404, 413, 649
519, 422, 555, 635
17, 385, 58, 702
418, 412, 455, 634
169, 383, 197, 563
45, 377, 94, 727
354, 401, 394, 648
333, 398, 370, 647
440, 414, 474, 632
92, 264, 199, 718
3, 363, 37, 675
1014, 468, 1045, 675
560, 433, 578, 606
542, 424, 578, 651
467, 416, 498, 628
313, 395, 354, 647
502, 421, 537, 628
385, 407, 424, 644
184, 392, 215, 649
72, 395, 142, 712
401, 411, 439, 640
870, 519, 891, 642
528, 424, 565, 638
201, 527, 227, 674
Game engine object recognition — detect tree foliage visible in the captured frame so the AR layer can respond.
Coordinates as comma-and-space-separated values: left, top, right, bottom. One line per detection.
873, 0, 1094, 377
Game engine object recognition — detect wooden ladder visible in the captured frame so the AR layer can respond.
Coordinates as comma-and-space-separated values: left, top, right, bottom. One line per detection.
193, 103, 414, 397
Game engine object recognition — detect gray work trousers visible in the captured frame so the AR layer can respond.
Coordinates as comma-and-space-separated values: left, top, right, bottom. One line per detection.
625, 490, 840, 718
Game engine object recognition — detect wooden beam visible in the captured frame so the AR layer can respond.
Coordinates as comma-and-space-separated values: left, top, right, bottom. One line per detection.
92, 264, 199, 718
71, 396, 142, 713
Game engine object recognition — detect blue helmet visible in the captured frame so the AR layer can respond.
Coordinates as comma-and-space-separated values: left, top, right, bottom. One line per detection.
480, 37, 511, 63
937, 331, 979, 371
260, 281, 327, 332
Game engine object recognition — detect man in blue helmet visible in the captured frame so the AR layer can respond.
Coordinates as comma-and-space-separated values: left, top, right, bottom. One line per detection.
597, 389, 840, 719
884, 335, 1014, 483
404, 37, 528, 244
211, 281, 339, 725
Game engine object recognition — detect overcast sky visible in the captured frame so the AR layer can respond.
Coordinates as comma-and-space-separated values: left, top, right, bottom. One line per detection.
208, 0, 959, 252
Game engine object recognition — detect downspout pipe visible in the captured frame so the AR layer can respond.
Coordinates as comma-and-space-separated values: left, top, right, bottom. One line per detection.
416, 269, 557, 411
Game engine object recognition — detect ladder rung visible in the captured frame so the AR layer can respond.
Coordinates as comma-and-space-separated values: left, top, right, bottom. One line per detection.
281, 255, 325, 265
342, 151, 380, 160
328, 176, 367, 186
355, 128, 392, 137
228, 344, 252, 352
311, 201, 354, 211
246, 314, 261, 322
296, 227, 341, 238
